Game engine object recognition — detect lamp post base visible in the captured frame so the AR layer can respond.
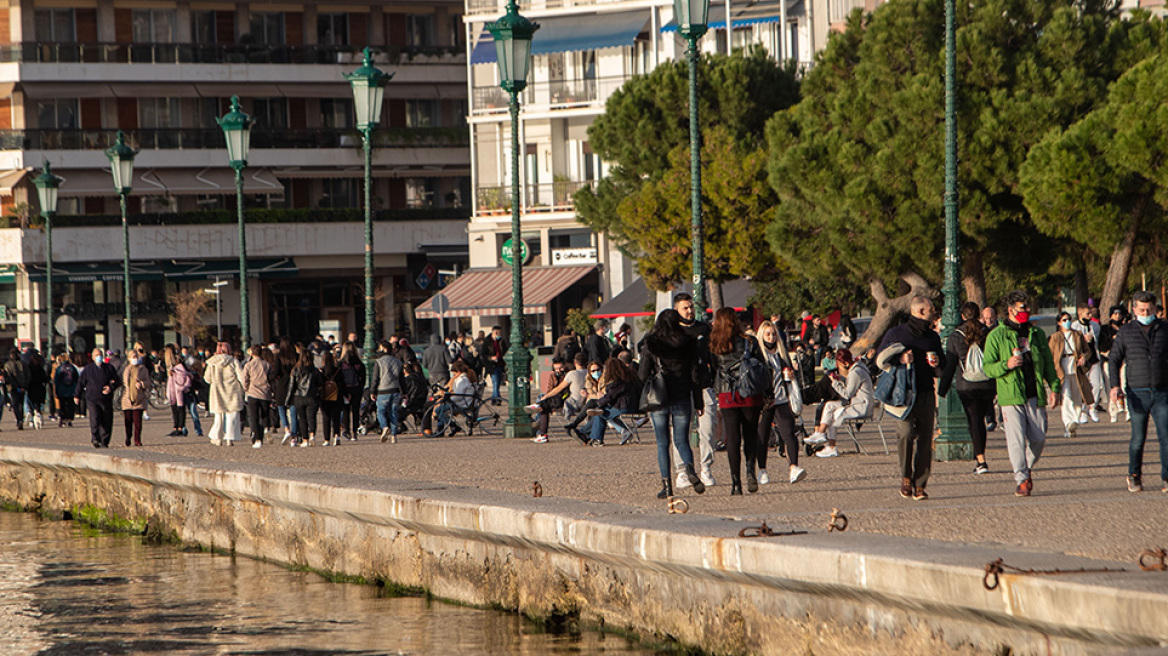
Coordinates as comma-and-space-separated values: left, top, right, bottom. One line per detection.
935, 391, 973, 461
503, 343, 533, 439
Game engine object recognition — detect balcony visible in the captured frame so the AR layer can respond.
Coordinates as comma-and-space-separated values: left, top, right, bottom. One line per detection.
49, 207, 470, 228
477, 180, 594, 215
2, 127, 470, 151
466, 0, 635, 15
473, 74, 632, 114
0, 42, 465, 66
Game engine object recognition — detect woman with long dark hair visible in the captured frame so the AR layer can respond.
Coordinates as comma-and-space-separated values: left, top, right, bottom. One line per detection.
639, 309, 705, 498
274, 337, 299, 444
938, 301, 997, 473
582, 357, 639, 446
338, 342, 365, 440
285, 349, 322, 446
710, 308, 765, 495
318, 349, 344, 446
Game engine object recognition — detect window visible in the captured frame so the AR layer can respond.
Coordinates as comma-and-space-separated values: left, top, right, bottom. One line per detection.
320, 99, 353, 129
317, 14, 349, 46
36, 99, 78, 129
406, 14, 435, 47
142, 195, 176, 213
35, 9, 75, 42
405, 100, 440, 128
321, 179, 358, 208
132, 9, 177, 43
250, 12, 285, 45
406, 178, 435, 208
139, 98, 181, 129
252, 98, 288, 130
194, 98, 223, 129
192, 11, 216, 44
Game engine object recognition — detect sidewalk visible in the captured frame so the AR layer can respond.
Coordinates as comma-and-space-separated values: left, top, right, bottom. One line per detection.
3, 407, 1164, 564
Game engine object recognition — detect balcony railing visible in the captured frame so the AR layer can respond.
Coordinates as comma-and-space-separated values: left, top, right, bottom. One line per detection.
467, 0, 634, 14
2, 127, 470, 151
477, 180, 594, 214
50, 207, 470, 228
473, 74, 632, 113
0, 42, 465, 66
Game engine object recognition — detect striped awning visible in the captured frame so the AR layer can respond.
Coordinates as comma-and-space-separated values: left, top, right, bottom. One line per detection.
415, 265, 594, 319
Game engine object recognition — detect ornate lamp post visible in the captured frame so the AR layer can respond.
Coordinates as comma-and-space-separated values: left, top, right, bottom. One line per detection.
674, 0, 710, 318
217, 96, 256, 351
106, 131, 138, 351
33, 162, 62, 352
487, 0, 538, 438
345, 47, 391, 375
935, 0, 972, 460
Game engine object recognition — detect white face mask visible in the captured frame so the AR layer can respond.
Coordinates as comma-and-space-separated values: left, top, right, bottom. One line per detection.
131, 358, 142, 366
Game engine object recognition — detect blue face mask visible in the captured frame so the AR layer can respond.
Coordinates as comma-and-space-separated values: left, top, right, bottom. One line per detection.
591, 371, 601, 380
1060, 320, 1071, 330
1137, 314, 1155, 326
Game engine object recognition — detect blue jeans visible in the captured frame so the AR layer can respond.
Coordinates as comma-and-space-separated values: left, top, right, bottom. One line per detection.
185, 399, 203, 435
651, 399, 695, 478
586, 408, 623, 443
1124, 387, 1168, 481
276, 404, 298, 435
490, 369, 503, 400
376, 392, 401, 435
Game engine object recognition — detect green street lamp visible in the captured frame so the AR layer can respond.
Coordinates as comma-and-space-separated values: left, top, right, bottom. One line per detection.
674, 0, 710, 318
106, 131, 138, 352
487, 0, 538, 438
345, 46, 391, 378
217, 96, 256, 351
935, 0, 972, 460
33, 162, 62, 353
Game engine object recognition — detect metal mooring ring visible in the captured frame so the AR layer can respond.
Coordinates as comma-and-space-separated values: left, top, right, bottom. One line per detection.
532, 482, 543, 498
828, 508, 848, 532
667, 497, 689, 514
1138, 548, 1167, 572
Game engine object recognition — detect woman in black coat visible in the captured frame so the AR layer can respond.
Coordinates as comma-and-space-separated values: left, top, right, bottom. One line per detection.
639, 309, 705, 498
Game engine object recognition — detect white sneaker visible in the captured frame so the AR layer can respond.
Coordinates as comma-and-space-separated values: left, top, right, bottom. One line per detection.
210, 437, 222, 446
252, 441, 262, 449
816, 445, 840, 458
804, 432, 828, 445
532, 434, 548, 444
789, 466, 807, 483
699, 469, 716, 487
1125, 412, 1131, 422
143, 412, 150, 421
1089, 407, 1100, 423
524, 403, 541, 413
758, 469, 770, 485
1078, 412, 1089, 425
676, 472, 692, 489
281, 431, 291, 445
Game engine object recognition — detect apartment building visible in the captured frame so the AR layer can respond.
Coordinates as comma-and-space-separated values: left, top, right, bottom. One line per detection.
0, 0, 474, 351
417, 0, 814, 343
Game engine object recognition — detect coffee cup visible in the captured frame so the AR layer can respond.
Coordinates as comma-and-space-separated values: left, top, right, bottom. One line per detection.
926, 351, 939, 367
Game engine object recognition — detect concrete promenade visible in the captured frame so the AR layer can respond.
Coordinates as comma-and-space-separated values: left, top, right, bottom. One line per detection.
0, 407, 1166, 654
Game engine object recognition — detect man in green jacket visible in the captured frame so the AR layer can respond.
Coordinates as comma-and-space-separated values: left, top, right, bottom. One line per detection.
983, 290, 1062, 497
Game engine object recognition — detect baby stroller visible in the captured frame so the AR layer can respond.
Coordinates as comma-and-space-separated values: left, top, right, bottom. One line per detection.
355, 397, 381, 436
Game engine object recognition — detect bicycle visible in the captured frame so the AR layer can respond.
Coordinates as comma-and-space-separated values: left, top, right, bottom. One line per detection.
428, 382, 501, 437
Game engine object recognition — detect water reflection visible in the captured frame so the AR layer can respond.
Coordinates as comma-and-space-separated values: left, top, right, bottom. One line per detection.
0, 512, 668, 655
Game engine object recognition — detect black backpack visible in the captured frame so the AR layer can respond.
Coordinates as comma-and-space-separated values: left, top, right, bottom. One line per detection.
730, 341, 770, 398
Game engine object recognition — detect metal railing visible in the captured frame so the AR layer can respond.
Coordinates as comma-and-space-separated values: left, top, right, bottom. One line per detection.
2, 127, 469, 151
0, 42, 465, 65
477, 180, 594, 213
473, 74, 632, 113
51, 207, 470, 227
466, 0, 634, 14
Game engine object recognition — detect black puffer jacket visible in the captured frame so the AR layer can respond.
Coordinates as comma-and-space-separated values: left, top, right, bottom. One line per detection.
1108, 319, 1168, 390
639, 332, 703, 409
937, 325, 996, 397
285, 365, 323, 405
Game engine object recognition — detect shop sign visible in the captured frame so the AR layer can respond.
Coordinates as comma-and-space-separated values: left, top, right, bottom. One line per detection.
551, 248, 598, 266
63, 301, 171, 320
501, 238, 530, 267
0, 305, 6, 321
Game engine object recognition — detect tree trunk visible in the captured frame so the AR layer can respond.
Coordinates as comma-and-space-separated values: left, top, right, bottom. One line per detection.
962, 250, 986, 309
854, 272, 934, 355
1100, 195, 1149, 313
707, 280, 725, 313
1074, 262, 1089, 310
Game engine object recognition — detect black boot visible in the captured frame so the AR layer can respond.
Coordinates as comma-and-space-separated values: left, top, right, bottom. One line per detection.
746, 464, 759, 494
684, 463, 705, 495
657, 478, 673, 499
730, 477, 743, 496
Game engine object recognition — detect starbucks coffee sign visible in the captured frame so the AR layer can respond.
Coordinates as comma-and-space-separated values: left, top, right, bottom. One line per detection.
501, 238, 530, 266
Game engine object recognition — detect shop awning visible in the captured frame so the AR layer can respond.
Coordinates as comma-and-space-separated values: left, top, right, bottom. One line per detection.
162, 258, 298, 281
472, 10, 650, 65
0, 264, 17, 283
26, 261, 165, 283
591, 278, 754, 318
660, 0, 798, 33
0, 169, 28, 196
415, 265, 594, 319
54, 168, 282, 197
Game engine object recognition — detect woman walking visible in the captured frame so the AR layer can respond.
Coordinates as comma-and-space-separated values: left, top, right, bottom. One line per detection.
639, 309, 705, 498
204, 342, 245, 446
710, 308, 765, 495
286, 350, 322, 446
242, 345, 274, 448
938, 302, 997, 473
1049, 311, 1093, 437
338, 342, 365, 441
164, 345, 192, 436
121, 352, 151, 446
52, 353, 80, 428
319, 349, 344, 446
274, 338, 299, 444
756, 320, 807, 484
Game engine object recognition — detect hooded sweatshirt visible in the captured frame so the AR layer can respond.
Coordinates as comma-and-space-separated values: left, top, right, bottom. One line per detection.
422, 334, 453, 385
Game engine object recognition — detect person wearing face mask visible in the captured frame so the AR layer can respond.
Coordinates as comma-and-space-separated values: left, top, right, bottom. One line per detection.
1099, 306, 1131, 422
756, 320, 806, 483
1107, 291, 1168, 494
76, 348, 122, 448
1049, 312, 1093, 437
983, 290, 1061, 497
563, 360, 603, 442
120, 353, 151, 446
877, 296, 946, 501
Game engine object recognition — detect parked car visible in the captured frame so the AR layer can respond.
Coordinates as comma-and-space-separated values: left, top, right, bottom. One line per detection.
828, 317, 873, 350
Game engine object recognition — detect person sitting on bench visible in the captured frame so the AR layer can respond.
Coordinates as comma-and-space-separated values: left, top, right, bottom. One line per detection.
804, 349, 874, 457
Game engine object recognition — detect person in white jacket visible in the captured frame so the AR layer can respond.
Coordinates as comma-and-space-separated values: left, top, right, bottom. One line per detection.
805, 348, 874, 457
203, 341, 245, 446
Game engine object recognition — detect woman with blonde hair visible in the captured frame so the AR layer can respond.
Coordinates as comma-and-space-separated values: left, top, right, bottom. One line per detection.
756, 320, 806, 484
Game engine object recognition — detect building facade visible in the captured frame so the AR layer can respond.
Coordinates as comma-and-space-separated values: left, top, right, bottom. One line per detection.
0, 0, 472, 351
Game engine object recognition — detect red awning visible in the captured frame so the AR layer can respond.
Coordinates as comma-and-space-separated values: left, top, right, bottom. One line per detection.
415, 266, 595, 319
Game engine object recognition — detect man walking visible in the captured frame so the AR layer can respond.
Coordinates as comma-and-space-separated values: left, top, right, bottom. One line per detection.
367, 340, 404, 444
877, 296, 945, 501
423, 334, 453, 387
76, 348, 121, 448
584, 319, 611, 367
2, 348, 30, 429
1108, 291, 1168, 493
672, 293, 717, 487
983, 290, 1061, 497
